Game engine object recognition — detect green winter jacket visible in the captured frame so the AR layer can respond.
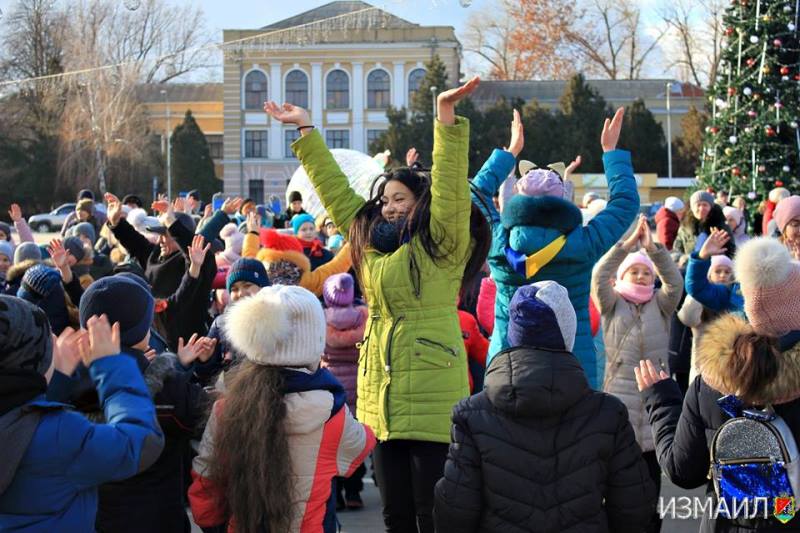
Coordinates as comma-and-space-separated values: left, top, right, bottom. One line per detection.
292, 119, 471, 443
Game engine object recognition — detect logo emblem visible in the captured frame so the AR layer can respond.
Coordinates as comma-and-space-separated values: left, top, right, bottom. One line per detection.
775, 496, 796, 524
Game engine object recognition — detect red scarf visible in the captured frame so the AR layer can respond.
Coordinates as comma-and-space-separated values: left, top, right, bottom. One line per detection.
301, 238, 325, 258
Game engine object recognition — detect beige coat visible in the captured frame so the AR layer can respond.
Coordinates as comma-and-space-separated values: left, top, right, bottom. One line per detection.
591, 244, 684, 452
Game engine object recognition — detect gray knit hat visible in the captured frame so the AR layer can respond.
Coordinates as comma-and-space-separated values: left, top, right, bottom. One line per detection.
690, 190, 715, 210
14, 242, 42, 265
62, 236, 86, 262
0, 295, 53, 375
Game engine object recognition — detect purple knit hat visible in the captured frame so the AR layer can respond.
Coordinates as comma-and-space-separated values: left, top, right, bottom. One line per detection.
516, 169, 564, 198
323, 273, 355, 308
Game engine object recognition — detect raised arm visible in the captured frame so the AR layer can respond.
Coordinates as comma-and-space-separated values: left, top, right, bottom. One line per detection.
300, 243, 353, 296
640, 220, 684, 314
470, 109, 521, 225
9, 204, 34, 244
106, 193, 155, 267
265, 102, 365, 236
584, 108, 640, 260
685, 229, 732, 312
428, 77, 479, 263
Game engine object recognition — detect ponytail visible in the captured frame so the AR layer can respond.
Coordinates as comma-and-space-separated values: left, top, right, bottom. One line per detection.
730, 333, 780, 403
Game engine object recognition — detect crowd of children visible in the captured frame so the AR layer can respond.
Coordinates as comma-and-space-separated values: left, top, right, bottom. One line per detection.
2, 75, 800, 533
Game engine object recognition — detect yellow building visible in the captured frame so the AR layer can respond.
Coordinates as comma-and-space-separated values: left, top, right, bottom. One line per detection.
219, 1, 461, 202
136, 83, 225, 179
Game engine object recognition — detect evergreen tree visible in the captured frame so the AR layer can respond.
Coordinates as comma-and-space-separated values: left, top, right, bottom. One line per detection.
618, 99, 668, 176
673, 106, 707, 177
170, 110, 218, 200
556, 74, 612, 172
519, 99, 559, 167
697, 0, 800, 197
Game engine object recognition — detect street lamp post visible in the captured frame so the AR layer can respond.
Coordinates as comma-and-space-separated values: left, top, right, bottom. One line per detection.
666, 82, 674, 185
160, 89, 172, 198
430, 86, 437, 117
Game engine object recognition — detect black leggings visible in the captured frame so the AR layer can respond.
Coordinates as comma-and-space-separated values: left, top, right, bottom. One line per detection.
372, 439, 449, 533
642, 450, 662, 533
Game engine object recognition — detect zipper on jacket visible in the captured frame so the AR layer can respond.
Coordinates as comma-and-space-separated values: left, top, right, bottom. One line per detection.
384, 316, 405, 372
415, 337, 457, 357
358, 314, 380, 377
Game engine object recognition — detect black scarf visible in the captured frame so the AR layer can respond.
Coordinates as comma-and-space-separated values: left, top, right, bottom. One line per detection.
370, 218, 411, 254
0, 369, 46, 416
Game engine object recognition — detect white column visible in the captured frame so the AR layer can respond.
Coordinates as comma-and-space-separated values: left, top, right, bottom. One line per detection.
269, 63, 282, 159
393, 61, 405, 109
311, 62, 323, 129
352, 62, 365, 152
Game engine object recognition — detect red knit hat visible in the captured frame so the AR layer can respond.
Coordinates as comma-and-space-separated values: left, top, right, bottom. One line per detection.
735, 237, 800, 336
259, 229, 303, 254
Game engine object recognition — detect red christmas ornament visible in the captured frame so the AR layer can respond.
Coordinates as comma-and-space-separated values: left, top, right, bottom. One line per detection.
732, 167, 741, 176
725, 26, 735, 36
728, 87, 737, 96
766, 126, 777, 137
710, 127, 720, 134
776, 180, 785, 187
746, 58, 757, 67
707, 187, 716, 193
782, 66, 791, 75
774, 38, 783, 48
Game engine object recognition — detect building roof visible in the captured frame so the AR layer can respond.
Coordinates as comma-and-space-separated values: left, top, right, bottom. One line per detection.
134, 83, 223, 103
261, 1, 418, 30
470, 79, 705, 109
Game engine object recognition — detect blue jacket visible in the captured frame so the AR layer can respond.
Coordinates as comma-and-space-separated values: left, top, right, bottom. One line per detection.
472, 149, 639, 388
0, 355, 163, 533
685, 253, 744, 313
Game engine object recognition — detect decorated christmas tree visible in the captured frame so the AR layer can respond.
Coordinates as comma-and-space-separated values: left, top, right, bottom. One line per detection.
697, 0, 800, 198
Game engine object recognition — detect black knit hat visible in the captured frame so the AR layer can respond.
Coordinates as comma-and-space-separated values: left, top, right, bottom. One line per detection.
79, 276, 154, 347
62, 236, 86, 263
0, 295, 53, 375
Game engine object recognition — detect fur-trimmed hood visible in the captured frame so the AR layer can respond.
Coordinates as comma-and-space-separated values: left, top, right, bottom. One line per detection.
696, 314, 800, 404
258, 247, 311, 273
501, 195, 583, 234
6, 259, 41, 284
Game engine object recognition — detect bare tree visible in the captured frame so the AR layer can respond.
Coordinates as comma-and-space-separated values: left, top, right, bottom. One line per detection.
661, 0, 725, 86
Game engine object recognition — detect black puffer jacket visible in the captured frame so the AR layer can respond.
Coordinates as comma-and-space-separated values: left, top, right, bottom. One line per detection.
644, 314, 800, 532
434, 346, 656, 533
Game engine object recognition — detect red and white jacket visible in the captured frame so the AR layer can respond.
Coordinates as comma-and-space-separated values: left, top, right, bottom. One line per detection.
188, 389, 375, 532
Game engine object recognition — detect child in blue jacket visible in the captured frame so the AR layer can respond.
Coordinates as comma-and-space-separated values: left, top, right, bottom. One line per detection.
685, 228, 743, 314
472, 108, 639, 388
0, 297, 163, 532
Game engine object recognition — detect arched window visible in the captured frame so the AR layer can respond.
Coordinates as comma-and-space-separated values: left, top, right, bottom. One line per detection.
408, 68, 426, 104
367, 69, 390, 109
326, 69, 349, 109
244, 70, 267, 110
285, 70, 308, 108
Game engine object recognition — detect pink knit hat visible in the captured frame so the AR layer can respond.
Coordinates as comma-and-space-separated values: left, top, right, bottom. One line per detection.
774, 195, 800, 233
735, 237, 800, 336
710, 254, 734, 271
616, 251, 655, 281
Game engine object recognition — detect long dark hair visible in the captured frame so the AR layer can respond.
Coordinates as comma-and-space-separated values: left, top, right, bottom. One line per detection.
348, 167, 491, 295
731, 333, 780, 404
209, 361, 292, 533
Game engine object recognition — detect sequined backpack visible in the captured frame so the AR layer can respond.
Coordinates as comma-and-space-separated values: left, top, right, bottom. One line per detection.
710, 395, 800, 517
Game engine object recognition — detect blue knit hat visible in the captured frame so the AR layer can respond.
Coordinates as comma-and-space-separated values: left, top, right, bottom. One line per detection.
62, 236, 85, 262
18, 264, 61, 302
291, 213, 316, 235
14, 242, 42, 264
507, 281, 576, 352
226, 257, 270, 293
79, 276, 154, 347
0, 241, 13, 262
70, 222, 97, 246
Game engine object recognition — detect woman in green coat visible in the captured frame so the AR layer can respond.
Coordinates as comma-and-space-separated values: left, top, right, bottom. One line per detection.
265, 76, 490, 533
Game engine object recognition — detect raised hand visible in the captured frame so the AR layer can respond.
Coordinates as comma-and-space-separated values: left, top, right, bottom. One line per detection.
144, 348, 157, 361
151, 194, 170, 215
8, 203, 22, 223
506, 109, 524, 157
203, 204, 213, 219
246, 211, 260, 233
221, 197, 244, 215
565, 155, 582, 181
52, 327, 87, 377
601, 107, 625, 153
698, 227, 730, 260
437, 76, 480, 126
639, 215, 655, 252
195, 337, 218, 363
406, 147, 419, 167
634, 359, 669, 392
79, 315, 121, 366
263, 101, 311, 128
48, 239, 69, 269
173, 196, 187, 214
177, 334, 204, 366
105, 193, 123, 227
188, 234, 210, 279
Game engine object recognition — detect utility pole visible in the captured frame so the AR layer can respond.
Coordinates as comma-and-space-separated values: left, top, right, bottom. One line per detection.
666, 81, 673, 185
161, 88, 172, 198
430, 86, 437, 117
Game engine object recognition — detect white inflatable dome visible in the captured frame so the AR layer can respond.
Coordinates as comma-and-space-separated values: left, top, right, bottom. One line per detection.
286, 149, 385, 220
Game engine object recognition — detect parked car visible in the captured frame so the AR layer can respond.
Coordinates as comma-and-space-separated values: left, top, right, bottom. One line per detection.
28, 204, 75, 233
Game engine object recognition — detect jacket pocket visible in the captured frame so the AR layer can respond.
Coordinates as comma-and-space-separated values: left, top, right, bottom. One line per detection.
414, 338, 458, 368
357, 315, 379, 376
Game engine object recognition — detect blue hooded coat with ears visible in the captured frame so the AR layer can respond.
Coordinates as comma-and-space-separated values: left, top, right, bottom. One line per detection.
471, 148, 639, 388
